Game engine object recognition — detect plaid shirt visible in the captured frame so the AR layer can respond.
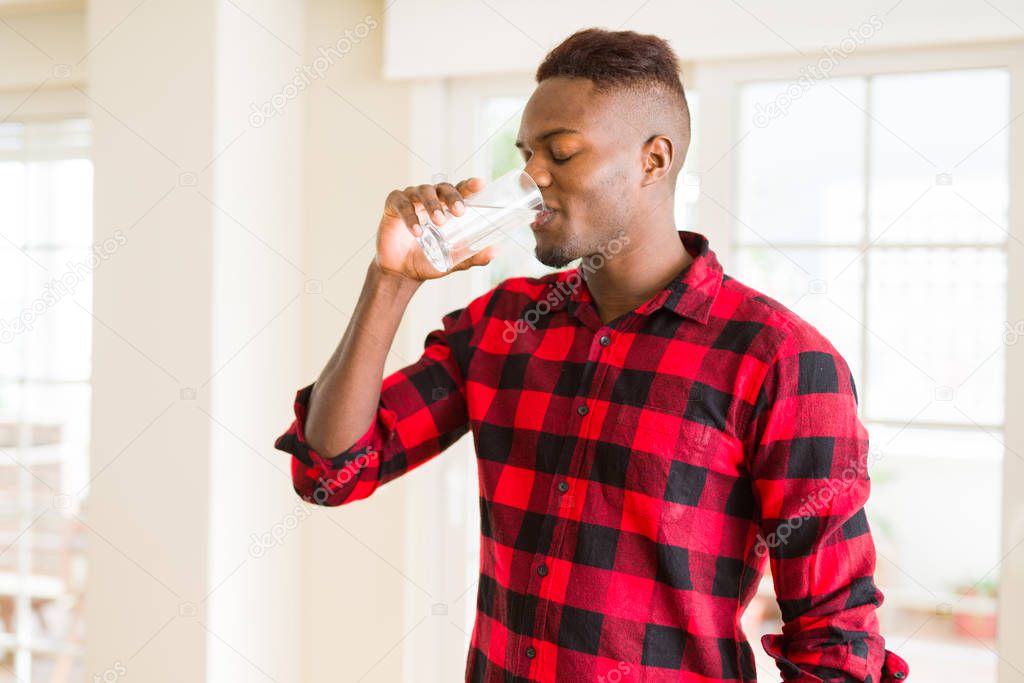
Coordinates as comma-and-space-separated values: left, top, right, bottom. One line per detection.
275, 230, 910, 682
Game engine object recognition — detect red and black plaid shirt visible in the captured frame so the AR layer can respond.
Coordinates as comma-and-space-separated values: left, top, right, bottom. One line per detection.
275, 230, 910, 682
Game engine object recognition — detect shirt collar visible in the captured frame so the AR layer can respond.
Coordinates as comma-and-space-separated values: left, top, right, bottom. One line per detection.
549, 230, 723, 325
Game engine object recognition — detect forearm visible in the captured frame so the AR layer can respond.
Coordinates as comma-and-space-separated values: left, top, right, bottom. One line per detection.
305, 260, 422, 456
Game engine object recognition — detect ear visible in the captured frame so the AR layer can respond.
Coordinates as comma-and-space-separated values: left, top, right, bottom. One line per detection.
640, 134, 674, 187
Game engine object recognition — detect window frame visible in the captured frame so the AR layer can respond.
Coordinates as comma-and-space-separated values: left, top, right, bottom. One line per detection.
694, 40, 1024, 677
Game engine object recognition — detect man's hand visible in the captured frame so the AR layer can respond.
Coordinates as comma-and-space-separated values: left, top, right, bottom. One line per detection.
375, 177, 498, 282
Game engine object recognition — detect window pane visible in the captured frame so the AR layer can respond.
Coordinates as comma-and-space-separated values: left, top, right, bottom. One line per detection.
676, 91, 700, 231
869, 69, 1010, 244
32, 159, 94, 247
0, 249, 32, 379
0, 383, 89, 669
485, 96, 527, 181
19, 383, 92, 501
0, 163, 28, 245
867, 423, 1002, 680
32, 650, 86, 683
20, 248, 93, 382
866, 248, 1005, 425
867, 424, 1002, 611
483, 96, 560, 287
736, 77, 865, 245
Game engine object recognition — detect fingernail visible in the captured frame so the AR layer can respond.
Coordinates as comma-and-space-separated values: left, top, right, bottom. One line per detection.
412, 223, 421, 236
433, 209, 445, 223
454, 200, 465, 212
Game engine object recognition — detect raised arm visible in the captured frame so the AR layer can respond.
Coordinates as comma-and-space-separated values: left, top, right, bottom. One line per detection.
306, 176, 494, 457
274, 176, 498, 506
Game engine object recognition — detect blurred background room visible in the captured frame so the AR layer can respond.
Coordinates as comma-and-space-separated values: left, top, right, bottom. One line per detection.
0, 0, 1021, 681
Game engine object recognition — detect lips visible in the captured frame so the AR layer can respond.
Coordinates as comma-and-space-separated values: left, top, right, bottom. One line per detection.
532, 209, 556, 230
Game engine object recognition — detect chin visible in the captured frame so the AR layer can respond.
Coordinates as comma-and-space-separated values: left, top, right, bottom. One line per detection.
535, 242, 577, 269
534, 226, 585, 269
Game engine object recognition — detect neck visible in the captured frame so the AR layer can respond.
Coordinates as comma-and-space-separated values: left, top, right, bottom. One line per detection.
583, 212, 692, 326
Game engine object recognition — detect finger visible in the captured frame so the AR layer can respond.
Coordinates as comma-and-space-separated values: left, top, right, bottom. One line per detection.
387, 189, 423, 237
435, 182, 466, 216
455, 177, 486, 199
415, 184, 447, 226
401, 186, 425, 211
402, 186, 434, 226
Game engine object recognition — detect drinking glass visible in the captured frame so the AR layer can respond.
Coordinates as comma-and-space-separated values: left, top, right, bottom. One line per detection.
416, 169, 547, 272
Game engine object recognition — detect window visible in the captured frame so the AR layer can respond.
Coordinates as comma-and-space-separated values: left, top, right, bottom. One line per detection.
0, 118, 92, 681
733, 68, 1010, 680
423, 49, 1021, 683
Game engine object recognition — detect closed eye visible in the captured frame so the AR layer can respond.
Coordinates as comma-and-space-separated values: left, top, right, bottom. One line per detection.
519, 150, 575, 165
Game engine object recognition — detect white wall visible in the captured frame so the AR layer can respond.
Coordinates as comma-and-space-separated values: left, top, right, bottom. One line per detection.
0, 7, 85, 105
383, 0, 1024, 79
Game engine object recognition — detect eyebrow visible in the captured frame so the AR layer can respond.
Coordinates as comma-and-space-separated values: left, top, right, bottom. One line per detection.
514, 127, 582, 149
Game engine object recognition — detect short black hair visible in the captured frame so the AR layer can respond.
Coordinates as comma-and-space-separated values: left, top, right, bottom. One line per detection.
536, 28, 691, 172
536, 28, 686, 101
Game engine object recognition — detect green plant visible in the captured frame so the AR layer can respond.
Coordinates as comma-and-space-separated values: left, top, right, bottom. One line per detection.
955, 575, 998, 597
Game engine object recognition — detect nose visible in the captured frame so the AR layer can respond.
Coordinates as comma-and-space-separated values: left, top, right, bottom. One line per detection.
525, 164, 552, 188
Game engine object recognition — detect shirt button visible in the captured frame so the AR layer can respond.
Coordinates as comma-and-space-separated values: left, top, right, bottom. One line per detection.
577, 404, 588, 416
557, 481, 569, 493
599, 335, 611, 346
537, 563, 548, 576
525, 646, 536, 659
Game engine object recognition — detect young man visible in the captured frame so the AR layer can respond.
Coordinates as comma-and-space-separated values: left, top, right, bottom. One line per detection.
275, 28, 910, 683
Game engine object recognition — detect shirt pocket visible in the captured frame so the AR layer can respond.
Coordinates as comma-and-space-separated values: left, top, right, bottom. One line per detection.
597, 411, 713, 532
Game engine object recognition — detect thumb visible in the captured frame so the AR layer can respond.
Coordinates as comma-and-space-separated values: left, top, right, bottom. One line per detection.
452, 245, 498, 272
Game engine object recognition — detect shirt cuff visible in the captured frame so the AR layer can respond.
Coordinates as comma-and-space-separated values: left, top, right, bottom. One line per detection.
761, 633, 909, 681
273, 382, 394, 472
880, 649, 910, 681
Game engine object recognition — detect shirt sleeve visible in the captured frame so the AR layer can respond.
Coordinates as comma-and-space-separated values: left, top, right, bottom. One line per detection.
273, 299, 480, 507
744, 320, 910, 682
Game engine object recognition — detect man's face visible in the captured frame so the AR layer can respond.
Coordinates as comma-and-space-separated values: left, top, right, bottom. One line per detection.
515, 77, 645, 269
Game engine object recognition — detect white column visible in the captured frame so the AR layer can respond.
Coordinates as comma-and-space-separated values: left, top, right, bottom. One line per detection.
85, 0, 304, 680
